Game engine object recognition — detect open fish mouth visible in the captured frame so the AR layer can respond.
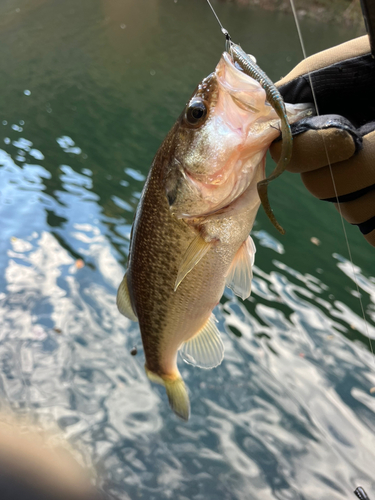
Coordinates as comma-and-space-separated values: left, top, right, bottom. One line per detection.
167, 50, 313, 220
216, 51, 270, 120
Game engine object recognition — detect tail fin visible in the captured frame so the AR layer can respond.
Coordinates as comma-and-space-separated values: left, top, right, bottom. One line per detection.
145, 367, 190, 421
164, 378, 190, 421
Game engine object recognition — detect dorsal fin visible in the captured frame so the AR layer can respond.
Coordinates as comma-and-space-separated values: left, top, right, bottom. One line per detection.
179, 314, 224, 369
174, 234, 213, 291
116, 273, 138, 321
225, 235, 256, 300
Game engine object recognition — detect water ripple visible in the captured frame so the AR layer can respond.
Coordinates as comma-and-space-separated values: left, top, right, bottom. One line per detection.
0, 1, 374, 498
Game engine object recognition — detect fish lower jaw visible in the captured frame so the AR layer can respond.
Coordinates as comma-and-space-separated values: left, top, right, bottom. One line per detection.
179, 172, 244, 218
171, 150, 264, 219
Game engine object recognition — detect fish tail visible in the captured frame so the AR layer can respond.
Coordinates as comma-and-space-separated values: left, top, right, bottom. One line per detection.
164, 377, 190, 421
145, 367, 190, 421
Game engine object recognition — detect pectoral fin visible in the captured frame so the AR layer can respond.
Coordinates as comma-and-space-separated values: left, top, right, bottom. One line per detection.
116, 273, 138, 321
180, 314, 224, 369
174, 234, 213, 291
225, 236, 256, 300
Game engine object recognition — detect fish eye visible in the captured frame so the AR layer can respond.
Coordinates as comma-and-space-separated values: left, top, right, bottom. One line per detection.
185, 99, 208, 127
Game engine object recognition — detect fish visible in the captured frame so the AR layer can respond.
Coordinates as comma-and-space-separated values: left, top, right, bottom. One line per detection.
117, 49, 312, 421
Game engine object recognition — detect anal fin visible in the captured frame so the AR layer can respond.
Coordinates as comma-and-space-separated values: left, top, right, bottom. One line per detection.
225, 235, 256, 300
117, 273, 138, 321
179, 314, 224, 369
174, 234, 213, 291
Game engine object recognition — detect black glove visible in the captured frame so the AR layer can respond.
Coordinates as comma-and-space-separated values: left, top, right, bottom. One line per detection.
270, 35, 375, 246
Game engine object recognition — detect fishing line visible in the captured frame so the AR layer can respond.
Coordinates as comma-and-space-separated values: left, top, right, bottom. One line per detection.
289, 0, 375, 365
205, 0, 375, 367
206, 0, 230, 38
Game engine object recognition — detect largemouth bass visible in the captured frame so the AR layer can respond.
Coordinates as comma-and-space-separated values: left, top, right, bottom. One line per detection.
117, 50, 311, 420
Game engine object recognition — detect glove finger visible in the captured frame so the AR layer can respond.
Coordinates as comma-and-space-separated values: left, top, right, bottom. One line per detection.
364, 229, 375, 247
270, 126, 356, 173
334, 189, 375, 247
290, 114, 362, 138
276, 36, 370, 89
301, 129, 375, 199
334, 189, 375, 224
276, 36, 374, 128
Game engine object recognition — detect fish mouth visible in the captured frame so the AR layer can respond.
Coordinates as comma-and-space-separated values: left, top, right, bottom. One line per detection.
178, 54, 268, 190
169, 50, 313, 220
216, 51, 268, 116
170, 54, 272, 219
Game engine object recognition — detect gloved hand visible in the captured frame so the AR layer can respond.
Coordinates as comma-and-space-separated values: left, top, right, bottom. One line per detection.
270, 35, 375, 246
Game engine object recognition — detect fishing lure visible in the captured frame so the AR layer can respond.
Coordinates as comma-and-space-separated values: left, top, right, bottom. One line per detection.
206, 0, 293, 234
226, 38, 292, 235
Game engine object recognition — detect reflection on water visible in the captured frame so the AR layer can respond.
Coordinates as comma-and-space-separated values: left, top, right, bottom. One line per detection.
2, 213, 375, 499
0, 0, 374, 499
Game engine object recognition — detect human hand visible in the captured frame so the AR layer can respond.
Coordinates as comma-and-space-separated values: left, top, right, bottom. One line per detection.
270, 35, 375, 246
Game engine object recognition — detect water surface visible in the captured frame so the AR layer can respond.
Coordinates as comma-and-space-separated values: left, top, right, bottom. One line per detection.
0, 1, 374, 499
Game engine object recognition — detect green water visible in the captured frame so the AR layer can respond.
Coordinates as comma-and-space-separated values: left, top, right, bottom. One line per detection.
0, 1, 374, 499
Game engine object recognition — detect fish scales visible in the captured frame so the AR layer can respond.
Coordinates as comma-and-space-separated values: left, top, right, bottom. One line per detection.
128, 139, 255, 373
117, 50, 313, 420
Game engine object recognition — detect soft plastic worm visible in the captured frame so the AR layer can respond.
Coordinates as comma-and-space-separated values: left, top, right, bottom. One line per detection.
228, 41, 293, 235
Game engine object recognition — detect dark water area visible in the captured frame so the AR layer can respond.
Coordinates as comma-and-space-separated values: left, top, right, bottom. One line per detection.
0, 0, 374, 499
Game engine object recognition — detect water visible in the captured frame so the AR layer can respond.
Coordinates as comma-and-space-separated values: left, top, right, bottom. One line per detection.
0, 0, 374, 499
